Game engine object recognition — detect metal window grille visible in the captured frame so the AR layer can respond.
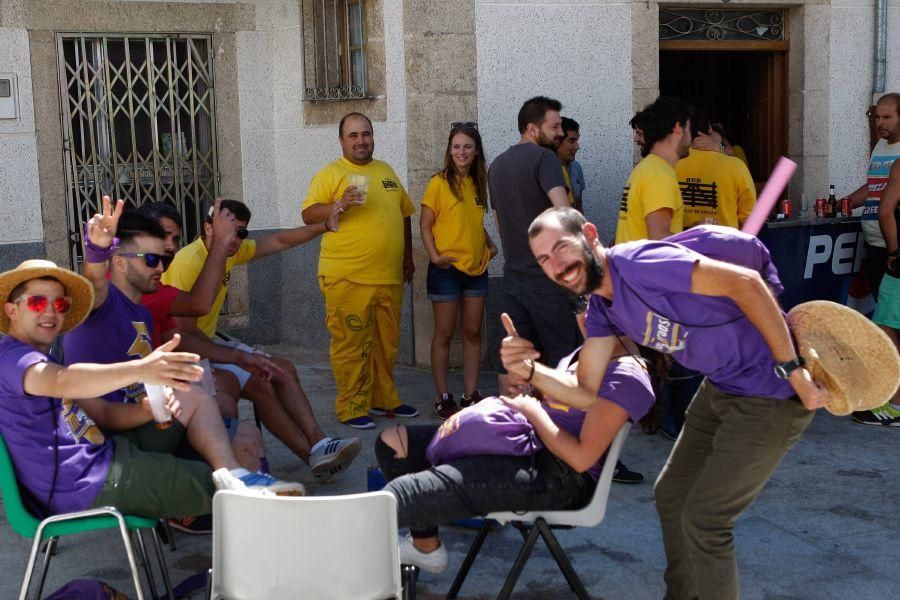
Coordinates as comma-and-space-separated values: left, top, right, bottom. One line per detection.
56, 33, 219, 267
660, 8, 785, 42
302, 0, 369, 101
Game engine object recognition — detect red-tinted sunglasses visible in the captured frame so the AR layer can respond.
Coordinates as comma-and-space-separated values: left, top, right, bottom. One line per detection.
12, 294, 73, 314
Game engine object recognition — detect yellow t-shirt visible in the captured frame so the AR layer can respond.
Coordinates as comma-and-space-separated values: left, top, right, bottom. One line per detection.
676, 148, 757, 229
161, 237, 256, 337
615, 154, 683, 244
302, 157, 415, 284
421, 174, 489, 276
561, 165, 575, 206
732, 145, 749, 168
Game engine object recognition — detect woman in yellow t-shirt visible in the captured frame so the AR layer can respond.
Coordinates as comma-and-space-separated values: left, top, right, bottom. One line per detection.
419, 123, 497, 420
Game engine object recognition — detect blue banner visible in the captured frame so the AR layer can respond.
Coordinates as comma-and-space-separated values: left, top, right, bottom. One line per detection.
759, 219, 864, 310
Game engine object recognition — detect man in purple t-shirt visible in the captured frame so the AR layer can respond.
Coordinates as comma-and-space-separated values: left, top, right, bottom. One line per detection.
500, 207, 830, 600
63, 206, 304, 499
0, 260, 227, 517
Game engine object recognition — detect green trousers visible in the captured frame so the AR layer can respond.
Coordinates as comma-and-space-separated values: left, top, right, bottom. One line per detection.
654, 379, 814, 600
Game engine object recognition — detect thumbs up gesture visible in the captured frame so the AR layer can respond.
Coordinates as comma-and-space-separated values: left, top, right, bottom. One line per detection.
499, 313, 541, 384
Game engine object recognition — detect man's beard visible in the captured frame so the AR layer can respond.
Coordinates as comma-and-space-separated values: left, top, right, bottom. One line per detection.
581, 243, 603, 294
538, 131, 561, 151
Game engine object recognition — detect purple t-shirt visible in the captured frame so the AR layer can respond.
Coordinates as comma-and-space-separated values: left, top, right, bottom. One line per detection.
542, 349, 654, 479
0, 335, 111, 514
63, 284, 155, 405
586, 227, 793, 399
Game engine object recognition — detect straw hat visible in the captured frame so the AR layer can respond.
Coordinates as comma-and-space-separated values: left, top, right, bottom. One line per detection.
787, 300, 900, 415
0, 260, 95, 335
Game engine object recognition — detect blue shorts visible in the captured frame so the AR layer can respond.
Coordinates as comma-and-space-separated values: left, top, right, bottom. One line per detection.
426, 263, 488, 301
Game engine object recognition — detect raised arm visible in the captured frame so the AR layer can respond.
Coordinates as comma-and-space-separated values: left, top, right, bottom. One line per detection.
82, 195, 124, 309
254, 201, 342, 260
690, 257, 829, 410
22, 335, 201, 399
168, 198, 236, 317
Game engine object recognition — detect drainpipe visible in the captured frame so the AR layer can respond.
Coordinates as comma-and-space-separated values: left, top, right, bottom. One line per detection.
869, 0, 887, 148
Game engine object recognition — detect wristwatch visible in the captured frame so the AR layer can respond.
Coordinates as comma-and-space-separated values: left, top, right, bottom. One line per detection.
773, 356, 805, 380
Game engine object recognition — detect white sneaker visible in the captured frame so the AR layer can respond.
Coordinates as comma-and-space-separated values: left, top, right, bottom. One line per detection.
399, 534, 448, 574
309, 437, 362, 483
211, 468, 306, 496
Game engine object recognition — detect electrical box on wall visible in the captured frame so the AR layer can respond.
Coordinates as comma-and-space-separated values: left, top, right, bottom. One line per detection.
0, 74, 19, 120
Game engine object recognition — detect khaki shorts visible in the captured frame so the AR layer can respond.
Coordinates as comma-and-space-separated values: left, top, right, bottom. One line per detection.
91, 421, 214, 518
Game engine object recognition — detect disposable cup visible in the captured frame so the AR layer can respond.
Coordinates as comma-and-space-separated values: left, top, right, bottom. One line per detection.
144, 383, 173, 429
348, 174, 369, 204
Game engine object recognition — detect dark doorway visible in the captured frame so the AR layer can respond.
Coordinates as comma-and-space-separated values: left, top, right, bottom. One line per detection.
659, 50, 787, 182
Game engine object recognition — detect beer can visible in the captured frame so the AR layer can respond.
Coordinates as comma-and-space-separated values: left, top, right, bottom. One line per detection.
815, 198, 827, 217
841, 197, 851, 217
780, 199, 791, 218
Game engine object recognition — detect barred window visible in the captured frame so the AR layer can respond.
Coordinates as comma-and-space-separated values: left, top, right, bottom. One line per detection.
302, 0, 369, 101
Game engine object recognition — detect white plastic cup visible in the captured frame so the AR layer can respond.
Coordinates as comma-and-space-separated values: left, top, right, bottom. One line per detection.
348, 174, 369, 204
144, 383, 173, 429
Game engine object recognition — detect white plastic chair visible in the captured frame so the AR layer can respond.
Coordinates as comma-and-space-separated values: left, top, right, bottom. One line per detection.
207, 490, 404, 600
446, 423, 632, 600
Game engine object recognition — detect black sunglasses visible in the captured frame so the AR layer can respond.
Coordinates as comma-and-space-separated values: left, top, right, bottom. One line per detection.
117, 252, 165, 268
451, 121, 478, 130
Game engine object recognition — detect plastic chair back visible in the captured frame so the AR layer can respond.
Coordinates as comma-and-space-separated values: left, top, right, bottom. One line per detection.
488, 422, 630, 527
0, 434, 42, 537
210, 490, 402, 600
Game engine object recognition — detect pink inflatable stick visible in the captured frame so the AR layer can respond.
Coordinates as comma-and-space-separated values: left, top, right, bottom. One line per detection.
741, 156, 797, 236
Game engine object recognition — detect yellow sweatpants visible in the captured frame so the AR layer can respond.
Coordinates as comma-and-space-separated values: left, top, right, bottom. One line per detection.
319, 276, 404, 422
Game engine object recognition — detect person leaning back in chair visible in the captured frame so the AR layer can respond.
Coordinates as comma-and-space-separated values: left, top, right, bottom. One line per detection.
374, 325, 654, 574
0, 261, 294, 520
504, 207, 830, 600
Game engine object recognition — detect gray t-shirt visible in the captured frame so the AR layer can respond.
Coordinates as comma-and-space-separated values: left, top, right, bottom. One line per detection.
489, 143, 566, 276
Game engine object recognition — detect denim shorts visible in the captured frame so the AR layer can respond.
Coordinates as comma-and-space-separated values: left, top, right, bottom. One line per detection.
426, 263, 488, 301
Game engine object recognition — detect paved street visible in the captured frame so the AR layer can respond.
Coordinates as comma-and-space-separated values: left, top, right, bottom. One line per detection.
1, 343, 897, 599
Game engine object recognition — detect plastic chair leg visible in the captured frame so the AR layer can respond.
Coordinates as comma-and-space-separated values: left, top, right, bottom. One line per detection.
446, 519, 494, 599
535, 519, 589, 600
401, 564, 418, 600
113, 519, 145, 600
19, 534, 45, 600
497, 524, 541, 600
135, 530, 159, 598
34, 536, 58, 600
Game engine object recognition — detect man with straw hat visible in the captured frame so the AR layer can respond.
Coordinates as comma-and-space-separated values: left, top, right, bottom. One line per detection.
502, 208, 830, 600
0, 260, 280, 517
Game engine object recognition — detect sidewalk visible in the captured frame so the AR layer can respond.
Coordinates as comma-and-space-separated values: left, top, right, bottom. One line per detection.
1, 343, 896, 599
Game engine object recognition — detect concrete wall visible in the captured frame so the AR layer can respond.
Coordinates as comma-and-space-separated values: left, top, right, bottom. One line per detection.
0, 25, 43, 267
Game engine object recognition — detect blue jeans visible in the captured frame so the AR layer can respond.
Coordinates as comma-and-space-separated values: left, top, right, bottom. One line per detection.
375, 425, 594, 538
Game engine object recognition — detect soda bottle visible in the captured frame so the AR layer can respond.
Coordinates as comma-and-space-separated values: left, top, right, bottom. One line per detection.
827, 184, 838, 218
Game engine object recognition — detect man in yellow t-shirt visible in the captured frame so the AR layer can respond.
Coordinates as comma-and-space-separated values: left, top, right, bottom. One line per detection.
678, 111, 757, 229
301, 112, 417, 429
616, 96, 691, 244
164, 199, 363, 481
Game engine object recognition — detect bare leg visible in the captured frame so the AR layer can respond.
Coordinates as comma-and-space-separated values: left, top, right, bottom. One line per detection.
881, 326, 900, 404
431, 301, 460, 395
174, 386, 240, 470
232, 422, 264, 472
460, 296, 485, 396
212, 369, 240, 418
268, 356, 328, 446
243, 374, 314, 462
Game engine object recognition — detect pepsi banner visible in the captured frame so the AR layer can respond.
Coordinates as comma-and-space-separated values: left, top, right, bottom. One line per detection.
759, 219, 864, 310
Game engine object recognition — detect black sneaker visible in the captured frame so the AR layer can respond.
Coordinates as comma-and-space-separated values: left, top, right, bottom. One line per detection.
168, 514, 213, 534
460, 390, 483, 408
434, 393, 458, 420
852, 403, 900, 426
612, 461, 644, 484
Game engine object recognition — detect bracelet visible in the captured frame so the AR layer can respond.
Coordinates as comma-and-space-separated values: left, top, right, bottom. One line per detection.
525, 359, 536, 382
82, 222, 120, 263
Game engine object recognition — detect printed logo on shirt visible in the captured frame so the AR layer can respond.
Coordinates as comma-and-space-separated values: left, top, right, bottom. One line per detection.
619, 186, 630, 216
544, 400, 572, 413
381, 178, 400, 191
61, 399, 106, 445
434, 411, 462, 440
126, 321, 153, 359
641, 312, 688, 352
680, 179, 718, 209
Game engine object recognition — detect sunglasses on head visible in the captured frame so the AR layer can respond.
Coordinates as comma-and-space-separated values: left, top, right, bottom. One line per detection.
451, 121, 478, 130
13, 294, 73, 314
117, 252, 165, 268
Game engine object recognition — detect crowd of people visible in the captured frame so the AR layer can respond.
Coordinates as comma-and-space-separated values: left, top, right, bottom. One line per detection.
1, 90, 898, 599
